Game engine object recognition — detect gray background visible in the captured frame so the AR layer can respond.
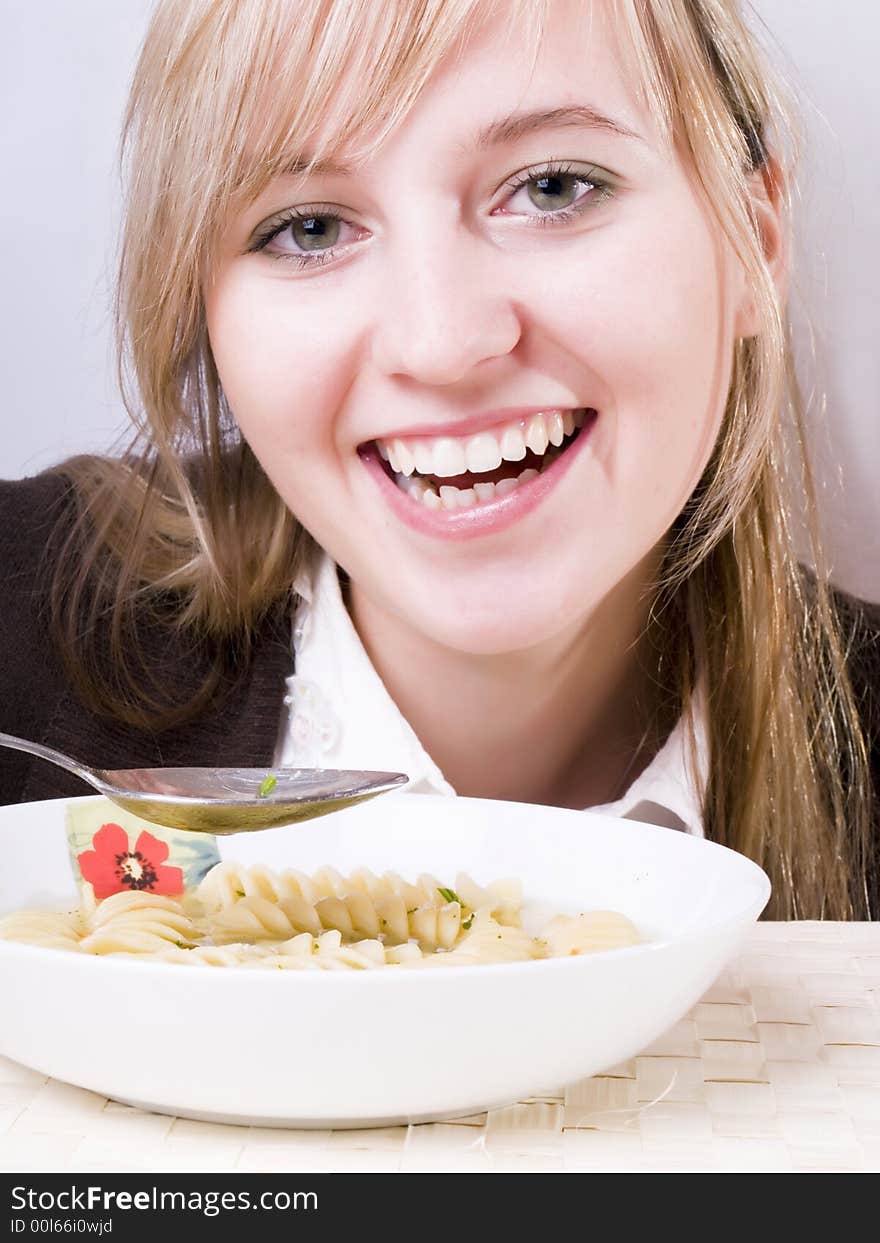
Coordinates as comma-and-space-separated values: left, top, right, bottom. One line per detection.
1, 1, 877, 599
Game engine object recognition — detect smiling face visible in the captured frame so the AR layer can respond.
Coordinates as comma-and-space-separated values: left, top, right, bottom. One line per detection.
205, 0, 755, 658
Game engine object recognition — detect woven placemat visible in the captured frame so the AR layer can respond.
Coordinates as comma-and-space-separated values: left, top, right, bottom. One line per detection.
2, 922, 878, 1173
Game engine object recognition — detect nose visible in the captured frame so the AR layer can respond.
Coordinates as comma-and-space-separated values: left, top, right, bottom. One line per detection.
369, 234, 522, 386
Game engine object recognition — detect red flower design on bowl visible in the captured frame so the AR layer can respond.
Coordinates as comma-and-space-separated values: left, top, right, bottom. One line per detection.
77, 823, 184, 898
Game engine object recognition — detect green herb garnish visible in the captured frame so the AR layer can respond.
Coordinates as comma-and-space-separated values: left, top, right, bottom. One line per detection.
461, 915, 474, 931
437, 887, 460, 905
258, 774, 277, 798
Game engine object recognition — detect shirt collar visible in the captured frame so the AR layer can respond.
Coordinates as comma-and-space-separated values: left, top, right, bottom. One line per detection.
281, 551, 454, 793
279, 550, 707, 835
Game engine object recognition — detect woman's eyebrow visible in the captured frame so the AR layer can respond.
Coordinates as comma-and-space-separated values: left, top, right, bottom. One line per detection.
461, 105, 647, 152
279, 154, 354, 178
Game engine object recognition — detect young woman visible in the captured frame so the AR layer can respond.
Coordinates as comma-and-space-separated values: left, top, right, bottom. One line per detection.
1, 0, 877, 919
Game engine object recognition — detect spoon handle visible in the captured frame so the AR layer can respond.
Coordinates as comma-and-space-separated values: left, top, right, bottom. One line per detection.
0, 731, 100, 791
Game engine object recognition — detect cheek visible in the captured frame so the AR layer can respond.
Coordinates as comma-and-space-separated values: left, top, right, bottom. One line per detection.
548, 200, 730, 521
204, 269, 356, 455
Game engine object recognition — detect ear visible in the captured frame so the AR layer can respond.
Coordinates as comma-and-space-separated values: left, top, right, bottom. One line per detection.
733, 153, 790, 338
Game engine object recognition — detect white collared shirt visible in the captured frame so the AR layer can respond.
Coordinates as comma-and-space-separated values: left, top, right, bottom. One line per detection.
274, 551, 708, 837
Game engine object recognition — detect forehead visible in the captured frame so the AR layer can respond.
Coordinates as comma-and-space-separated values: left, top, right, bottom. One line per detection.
397, 0, 661, 155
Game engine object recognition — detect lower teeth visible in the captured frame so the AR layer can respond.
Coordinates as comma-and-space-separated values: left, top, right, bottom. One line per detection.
394, 445, 568, 511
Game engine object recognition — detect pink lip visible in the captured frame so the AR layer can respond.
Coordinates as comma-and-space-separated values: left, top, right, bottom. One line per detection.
363, 405, 585, 443
358, 409, 598, 542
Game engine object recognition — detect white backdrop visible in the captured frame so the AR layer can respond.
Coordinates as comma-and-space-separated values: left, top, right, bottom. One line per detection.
1, 1, 877, 599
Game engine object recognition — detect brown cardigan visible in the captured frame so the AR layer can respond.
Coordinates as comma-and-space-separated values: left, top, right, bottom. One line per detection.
2, 470, 879, 880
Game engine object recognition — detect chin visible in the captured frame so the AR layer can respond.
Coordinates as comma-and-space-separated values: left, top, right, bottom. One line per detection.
401, 595, 590, 658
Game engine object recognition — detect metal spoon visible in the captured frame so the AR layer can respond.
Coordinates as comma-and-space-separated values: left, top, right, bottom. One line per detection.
0, 731, 409, 834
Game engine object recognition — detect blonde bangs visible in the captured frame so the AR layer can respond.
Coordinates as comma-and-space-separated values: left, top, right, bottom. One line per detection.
133, 0, 548, 233
232, 0, 547, 194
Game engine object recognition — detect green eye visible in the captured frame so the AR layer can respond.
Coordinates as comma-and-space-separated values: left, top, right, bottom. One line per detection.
526, 171, 583, 211
290, 215, 341, 252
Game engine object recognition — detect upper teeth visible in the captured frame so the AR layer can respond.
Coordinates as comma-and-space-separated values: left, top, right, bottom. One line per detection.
377, 409, 584, 477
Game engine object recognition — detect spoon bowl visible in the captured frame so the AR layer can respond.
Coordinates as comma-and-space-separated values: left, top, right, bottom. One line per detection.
0, 732, 408, 833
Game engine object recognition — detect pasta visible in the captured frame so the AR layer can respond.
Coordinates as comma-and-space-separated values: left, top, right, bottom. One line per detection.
197, 862, 521, 950
0, 908, 83, 951
0, 863, 641, 969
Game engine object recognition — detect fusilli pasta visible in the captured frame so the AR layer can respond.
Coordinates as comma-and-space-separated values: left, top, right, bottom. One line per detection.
0, 862, 641, 968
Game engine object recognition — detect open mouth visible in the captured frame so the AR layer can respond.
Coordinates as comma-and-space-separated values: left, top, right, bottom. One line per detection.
368, 408, 597, 511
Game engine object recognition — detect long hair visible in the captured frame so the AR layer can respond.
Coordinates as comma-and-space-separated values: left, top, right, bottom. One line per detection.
49, 0, 875, 918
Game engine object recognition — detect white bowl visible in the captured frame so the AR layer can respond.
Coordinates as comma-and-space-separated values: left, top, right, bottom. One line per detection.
0, 792, 769, 1128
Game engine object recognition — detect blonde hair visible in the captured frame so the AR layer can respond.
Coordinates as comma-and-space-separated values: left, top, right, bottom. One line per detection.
49, 0, 875, 918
